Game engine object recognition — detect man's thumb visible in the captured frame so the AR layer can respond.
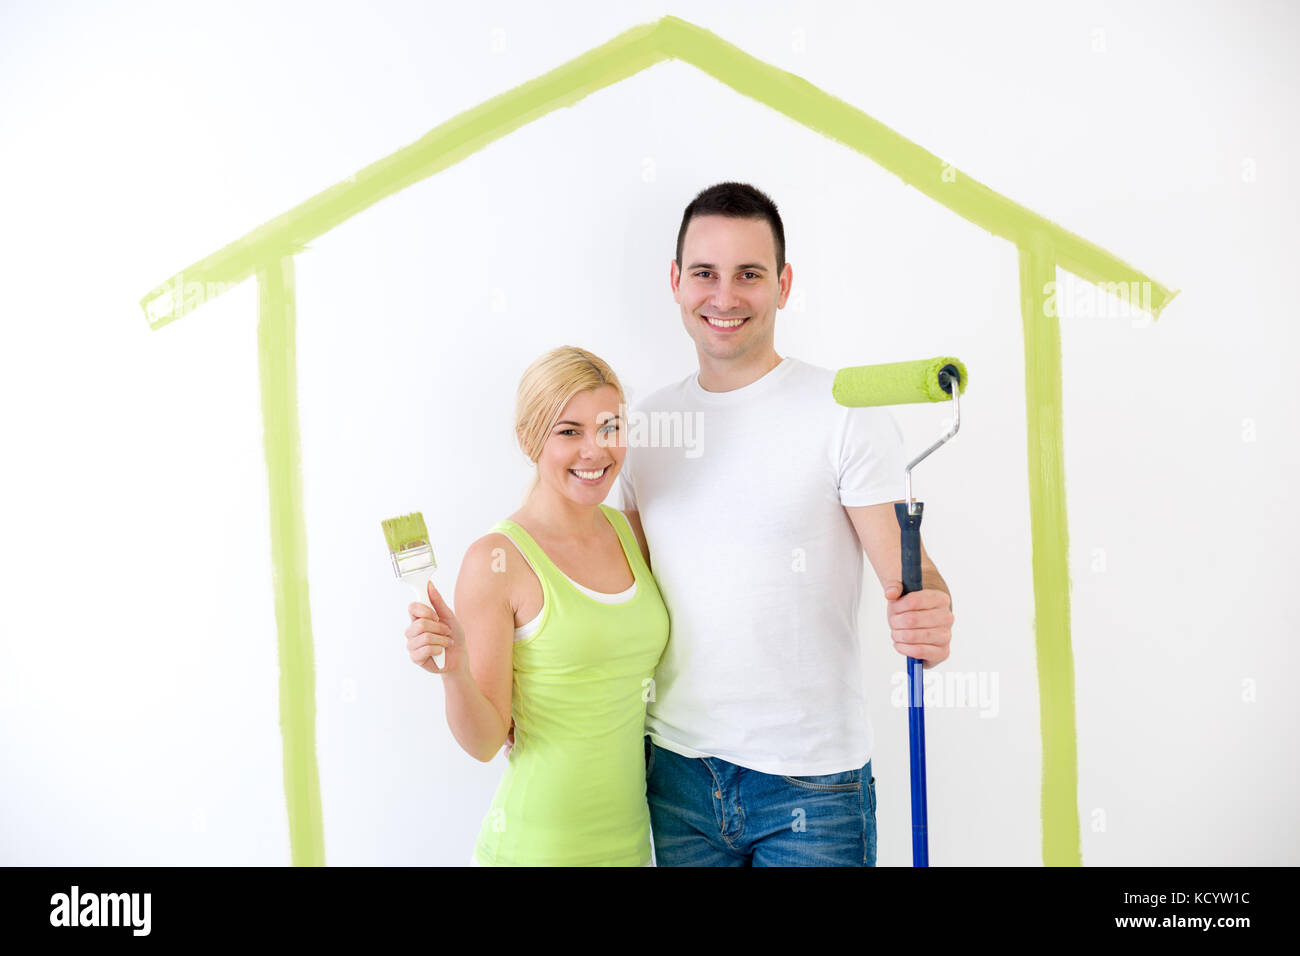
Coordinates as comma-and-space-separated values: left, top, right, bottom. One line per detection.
883, 580, 904, 600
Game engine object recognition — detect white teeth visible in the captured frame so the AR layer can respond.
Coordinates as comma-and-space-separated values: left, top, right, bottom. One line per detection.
571, 467, 607, 480
706, 316, 746, 328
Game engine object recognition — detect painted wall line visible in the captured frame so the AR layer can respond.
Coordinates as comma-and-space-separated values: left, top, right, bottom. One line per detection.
140, 19, 665, 329
257, 255, 326, 867
658, 15, 1177, 318
140, 15, 1176, 329
1019, 234, 1082, 867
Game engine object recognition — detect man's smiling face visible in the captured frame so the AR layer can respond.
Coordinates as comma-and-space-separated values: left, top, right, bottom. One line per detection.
671, 213, 792, 365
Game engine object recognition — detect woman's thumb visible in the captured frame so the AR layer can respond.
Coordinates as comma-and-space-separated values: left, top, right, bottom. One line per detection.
426, 579, 452, 618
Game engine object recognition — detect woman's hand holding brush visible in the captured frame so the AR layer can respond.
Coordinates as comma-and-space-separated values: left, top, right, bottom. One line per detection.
405, 580, 464, 675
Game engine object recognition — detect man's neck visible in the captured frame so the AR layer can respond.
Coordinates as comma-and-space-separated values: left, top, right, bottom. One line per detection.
696, 349, 784, 393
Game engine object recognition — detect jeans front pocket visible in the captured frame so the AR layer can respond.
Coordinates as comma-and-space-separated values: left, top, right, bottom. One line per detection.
780, 767, 861, 791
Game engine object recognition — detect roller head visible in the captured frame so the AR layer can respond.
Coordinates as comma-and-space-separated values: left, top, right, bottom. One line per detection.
832, 356, 968, 408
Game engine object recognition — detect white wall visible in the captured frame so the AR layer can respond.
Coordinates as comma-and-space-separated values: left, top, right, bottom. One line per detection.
1, 0, 1295, 866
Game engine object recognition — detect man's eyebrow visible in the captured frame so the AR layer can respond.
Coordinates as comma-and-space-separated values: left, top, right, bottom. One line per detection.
555, 415, 621, 427
685, 262, 769, 272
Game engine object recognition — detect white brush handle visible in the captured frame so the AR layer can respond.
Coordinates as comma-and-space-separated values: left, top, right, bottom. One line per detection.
403, 568, 442, 661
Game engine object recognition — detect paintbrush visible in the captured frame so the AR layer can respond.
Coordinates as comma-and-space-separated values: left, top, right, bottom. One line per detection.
381, 511, 442, 662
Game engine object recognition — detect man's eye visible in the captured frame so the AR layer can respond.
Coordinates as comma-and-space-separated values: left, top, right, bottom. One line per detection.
694, 271, 712, 279
743, 272, 760, 279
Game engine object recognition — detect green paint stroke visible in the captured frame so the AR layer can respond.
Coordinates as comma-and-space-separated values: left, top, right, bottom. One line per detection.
1019, 235, 1082, 867
257, 256, 325, 867
139, 15, 1177, 330
141, 14, 1179, 867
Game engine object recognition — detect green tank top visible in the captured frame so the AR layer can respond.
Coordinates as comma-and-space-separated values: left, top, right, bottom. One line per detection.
473, 504, 669, 866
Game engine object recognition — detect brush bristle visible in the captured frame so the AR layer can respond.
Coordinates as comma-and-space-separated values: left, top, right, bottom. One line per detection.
381, 512, 430, 553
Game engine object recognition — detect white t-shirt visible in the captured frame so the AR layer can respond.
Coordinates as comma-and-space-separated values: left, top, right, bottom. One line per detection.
615, 356, 906, 776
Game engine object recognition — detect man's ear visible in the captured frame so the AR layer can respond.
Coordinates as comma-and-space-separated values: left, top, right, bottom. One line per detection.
777, 262, 793, 309
669, 258, 681, 299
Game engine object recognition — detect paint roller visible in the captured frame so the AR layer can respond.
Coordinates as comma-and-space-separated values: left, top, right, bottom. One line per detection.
832, 356, 967, 868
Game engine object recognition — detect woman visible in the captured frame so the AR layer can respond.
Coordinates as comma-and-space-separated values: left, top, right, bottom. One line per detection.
405, 346, 669, 866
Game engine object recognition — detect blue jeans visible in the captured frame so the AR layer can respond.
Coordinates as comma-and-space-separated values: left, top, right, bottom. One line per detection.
645, 735, 877, 866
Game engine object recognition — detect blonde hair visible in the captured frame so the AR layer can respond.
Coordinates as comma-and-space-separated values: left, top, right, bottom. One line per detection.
515, 346, 626, 507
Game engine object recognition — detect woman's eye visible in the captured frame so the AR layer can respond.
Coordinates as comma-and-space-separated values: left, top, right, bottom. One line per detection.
559, 426, 618, 436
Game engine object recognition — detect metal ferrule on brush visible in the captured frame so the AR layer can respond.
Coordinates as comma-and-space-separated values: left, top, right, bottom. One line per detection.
391, 540, 436, 581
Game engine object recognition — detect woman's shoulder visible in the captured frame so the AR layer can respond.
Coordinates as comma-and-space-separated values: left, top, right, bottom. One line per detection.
465, 518, 541, 582
458, 531, 532, 617
465, 526, 524, 570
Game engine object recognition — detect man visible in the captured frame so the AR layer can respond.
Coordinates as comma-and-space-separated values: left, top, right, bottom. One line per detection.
616, 181, 954, 866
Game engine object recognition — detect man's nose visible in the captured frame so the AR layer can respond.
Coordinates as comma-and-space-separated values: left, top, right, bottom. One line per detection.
709, 277, 742, 311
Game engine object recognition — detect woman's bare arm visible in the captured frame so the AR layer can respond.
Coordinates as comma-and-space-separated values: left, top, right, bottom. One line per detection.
442, 534, 515, 761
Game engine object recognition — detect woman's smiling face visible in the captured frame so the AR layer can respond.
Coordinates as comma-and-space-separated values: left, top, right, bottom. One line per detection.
536, 385, 626, 504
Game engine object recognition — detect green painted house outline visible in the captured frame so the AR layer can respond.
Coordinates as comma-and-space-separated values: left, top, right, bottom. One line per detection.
140, 15, 1177, 867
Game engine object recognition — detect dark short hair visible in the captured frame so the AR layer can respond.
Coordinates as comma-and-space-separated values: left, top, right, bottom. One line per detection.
675, 182, 786, 274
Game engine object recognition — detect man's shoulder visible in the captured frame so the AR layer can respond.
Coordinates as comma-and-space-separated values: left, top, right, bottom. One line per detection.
781, 358, 903, 443
627, 370, 694, 409
783, 355, 834, 385
778, 356, 846, 406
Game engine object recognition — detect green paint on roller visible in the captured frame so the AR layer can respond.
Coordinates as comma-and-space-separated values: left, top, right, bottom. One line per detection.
832, 357, 968, 407
1019, 235, 1082, 867
257, 257, 326, 867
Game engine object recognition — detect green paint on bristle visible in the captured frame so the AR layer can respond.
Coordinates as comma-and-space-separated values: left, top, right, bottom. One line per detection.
382, 512, 430, 553
832, 356, 968, 408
